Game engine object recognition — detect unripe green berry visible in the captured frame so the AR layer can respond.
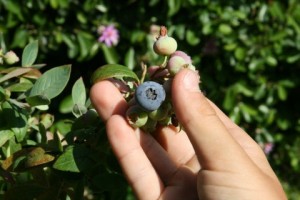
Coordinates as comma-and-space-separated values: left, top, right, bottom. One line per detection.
148, 103, 170, 121
153, 36, 177, 56
167, 55, 186, 76
126, 105, 148, 128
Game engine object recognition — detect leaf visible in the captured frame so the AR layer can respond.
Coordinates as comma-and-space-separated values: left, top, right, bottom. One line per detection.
186, 30, 200, 46
234, 47, 246, 61
22, 40, 39, 67
25, 147, 55, 168
125, 48, 135, 70
53, 145, 95, 172
26, 95, 51, 106
91, 64, 139, 84
72, 77, 86, 107
27, 65, 71, 99
2, 147, 54, 171
101, 45, 119, 64
218, 24, 232, 35
0, 101, 28, 142
72, 104, 87, 118
7, 82, 33, 92
0, 130, 14, 147
59, 95, 73, 114
0, 67, 33, 83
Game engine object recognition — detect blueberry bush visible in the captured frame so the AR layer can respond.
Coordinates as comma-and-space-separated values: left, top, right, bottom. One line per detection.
0, 0, 300, 199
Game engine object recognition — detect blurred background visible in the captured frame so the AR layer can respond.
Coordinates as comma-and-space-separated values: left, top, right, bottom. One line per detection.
0, 0, 300, 199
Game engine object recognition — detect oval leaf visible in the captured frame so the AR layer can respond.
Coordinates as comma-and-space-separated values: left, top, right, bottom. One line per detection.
91, 64, 139, 84
27, 65, 71, 99
53, 145, 94, 172
22, 40, 39, 67
72, 77, 86, 106
26, 95, 51, 106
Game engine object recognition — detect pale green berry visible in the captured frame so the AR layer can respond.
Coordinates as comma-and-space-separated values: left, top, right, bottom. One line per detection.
153, 36, 177, 56
126, 105, 148, 128
4, 51, 19, 65
167, 55, 186, 76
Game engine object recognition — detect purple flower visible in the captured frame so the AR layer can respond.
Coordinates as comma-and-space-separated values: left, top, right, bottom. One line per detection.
264, 142, 274, 155
98, 25, 119, 47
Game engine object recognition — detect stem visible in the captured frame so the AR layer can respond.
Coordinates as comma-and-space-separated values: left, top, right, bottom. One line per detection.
140, 62, 147, 83
159, 56, 168, 68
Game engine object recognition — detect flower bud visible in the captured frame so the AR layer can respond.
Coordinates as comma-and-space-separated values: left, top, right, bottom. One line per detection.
4, 51, 19, 65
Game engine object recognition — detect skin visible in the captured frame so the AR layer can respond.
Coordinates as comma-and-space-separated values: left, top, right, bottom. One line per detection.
90, 69, 287, 200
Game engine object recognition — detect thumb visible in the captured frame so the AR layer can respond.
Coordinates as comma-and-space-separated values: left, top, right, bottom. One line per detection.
171, 69, 253, 171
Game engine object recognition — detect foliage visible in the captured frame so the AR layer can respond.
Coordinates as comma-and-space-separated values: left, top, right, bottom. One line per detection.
0, 0, 300, 199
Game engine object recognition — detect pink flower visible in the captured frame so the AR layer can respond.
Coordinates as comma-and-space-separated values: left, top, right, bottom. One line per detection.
264, 142, 274, 155
98, 25, 119, 47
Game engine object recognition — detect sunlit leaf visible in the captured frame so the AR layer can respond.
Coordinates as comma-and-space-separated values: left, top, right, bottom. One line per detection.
21, 40, 39, 67
27, 65, 71, 99
91, 64, 139, 84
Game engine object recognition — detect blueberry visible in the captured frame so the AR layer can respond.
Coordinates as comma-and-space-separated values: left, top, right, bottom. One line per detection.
135, 81, 166, 112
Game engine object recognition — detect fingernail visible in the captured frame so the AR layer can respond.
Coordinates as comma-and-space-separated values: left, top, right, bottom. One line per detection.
183, 70, 200, 92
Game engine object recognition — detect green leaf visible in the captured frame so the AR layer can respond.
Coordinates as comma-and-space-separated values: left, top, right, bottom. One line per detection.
53, 145, 95, 172
234, 47, 246, 60
72, 104, 87, 118
7, 82, 33, 92
91, 64, 139, 84
72, 77, 86, 107
0, 102, 28, 142
125, 48, 135, 70
27, 65, 71, 99
277, 85, 287, 101
266, 56, 277, 66
186, 30, 200, 46
218, 24, 232, 35
22, 40, 39, 67
167, 0, 181, 17
0, 130, 14, 147
26, 94, 51, 106
101, 45, 119, 64
59, 95, 73, 114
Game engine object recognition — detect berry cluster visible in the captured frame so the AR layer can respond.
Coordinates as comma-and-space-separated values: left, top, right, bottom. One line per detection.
125, 26, 196, 133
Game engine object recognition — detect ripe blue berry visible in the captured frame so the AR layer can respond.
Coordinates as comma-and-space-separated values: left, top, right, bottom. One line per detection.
135, 81, 166, 112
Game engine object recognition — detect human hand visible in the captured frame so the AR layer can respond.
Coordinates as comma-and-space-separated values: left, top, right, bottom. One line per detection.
90, 69, 287, 200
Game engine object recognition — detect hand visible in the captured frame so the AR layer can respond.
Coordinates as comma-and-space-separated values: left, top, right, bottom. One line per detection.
90, 69, 287, 200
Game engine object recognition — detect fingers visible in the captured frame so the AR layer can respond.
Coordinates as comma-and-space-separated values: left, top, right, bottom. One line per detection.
153, 126, 200, 172
172, 69, 257, 172
106, 115, 163, 199
90, 80, 128, 121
